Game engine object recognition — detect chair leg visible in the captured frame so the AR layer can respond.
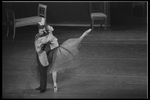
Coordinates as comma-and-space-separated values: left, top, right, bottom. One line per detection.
100, 20, 102, 27
92, 19, 94, 30
6, 23, 9, 37
13, 26, 16, 39
143, 6, 145, 17
130, 7, 134, 16
90, 19, 92, 29
104, 19, 107, 30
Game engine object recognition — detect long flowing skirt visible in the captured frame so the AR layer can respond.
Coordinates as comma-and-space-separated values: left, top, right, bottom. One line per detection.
47, 38, 80, 74
47, 29, 91, 74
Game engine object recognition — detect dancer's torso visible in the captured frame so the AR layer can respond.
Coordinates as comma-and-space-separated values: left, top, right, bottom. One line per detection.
35, 33, 59, 66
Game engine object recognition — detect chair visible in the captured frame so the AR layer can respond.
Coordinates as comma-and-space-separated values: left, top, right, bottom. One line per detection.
90, 2, 107, 30
130, 2, 146, 17
6, 4, 47, 39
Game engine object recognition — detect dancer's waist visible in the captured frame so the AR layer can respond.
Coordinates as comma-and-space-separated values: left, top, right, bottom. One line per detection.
59, 45, 75, 57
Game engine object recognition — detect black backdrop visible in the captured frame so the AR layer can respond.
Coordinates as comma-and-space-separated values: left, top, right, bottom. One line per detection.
2, 2, 147, 26
2, 2, 111, 26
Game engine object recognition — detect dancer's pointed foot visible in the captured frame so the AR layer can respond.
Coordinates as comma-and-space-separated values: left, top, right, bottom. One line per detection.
84, 29, 92, 36
86, 29, 92, 33
54, 86, 58, 92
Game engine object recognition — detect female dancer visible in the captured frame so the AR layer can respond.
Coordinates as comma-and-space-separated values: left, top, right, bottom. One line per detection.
46, 27, 91, 92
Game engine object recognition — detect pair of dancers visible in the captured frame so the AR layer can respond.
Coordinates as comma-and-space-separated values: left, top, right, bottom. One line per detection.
35, 18, 91, 93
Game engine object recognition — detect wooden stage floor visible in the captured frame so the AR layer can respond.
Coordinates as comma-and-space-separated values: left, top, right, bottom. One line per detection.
2, 26, 148, 99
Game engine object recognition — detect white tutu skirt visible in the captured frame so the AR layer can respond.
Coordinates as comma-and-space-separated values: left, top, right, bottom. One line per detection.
47, 38, 81, 74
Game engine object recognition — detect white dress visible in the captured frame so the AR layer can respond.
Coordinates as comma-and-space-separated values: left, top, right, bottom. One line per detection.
46, 29, 91, 73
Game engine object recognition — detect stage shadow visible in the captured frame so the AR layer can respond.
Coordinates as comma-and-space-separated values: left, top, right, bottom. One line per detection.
47, 67, 77, 84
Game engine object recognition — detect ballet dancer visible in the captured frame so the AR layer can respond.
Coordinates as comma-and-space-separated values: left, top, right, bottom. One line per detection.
46, 26, 92, 92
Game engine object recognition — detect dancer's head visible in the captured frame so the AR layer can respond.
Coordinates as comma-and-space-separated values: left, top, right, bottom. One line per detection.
38, 18, 54, 36
38, 26, 46, 35
45, 24, 54, 33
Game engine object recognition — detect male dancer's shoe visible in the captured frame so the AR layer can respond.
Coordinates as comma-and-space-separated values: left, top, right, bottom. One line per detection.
40, 89, 46, 93
35, 87, 41, 90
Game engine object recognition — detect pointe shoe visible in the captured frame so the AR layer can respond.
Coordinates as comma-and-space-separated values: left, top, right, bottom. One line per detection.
85, 29, 92, 36
86, 29, 92, 33
80, 29, 92, 40
54, 86, 58, 92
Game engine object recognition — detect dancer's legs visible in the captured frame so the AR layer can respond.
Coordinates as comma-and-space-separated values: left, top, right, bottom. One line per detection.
35, 54, 41, 89
79, 29, 91, 41
39, 65, 47, 91
36, 65, 41, 85
52, 71, 58, 92
36, 53, 48, 93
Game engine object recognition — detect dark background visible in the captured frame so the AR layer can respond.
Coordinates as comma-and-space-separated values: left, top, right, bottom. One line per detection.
2, 1, 147, 27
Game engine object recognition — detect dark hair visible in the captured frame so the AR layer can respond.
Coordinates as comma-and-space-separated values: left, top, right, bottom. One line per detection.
38, 25, 45, 29
45, 24, 52, 33
38, 26, 48, 36
38, 23, 52, 36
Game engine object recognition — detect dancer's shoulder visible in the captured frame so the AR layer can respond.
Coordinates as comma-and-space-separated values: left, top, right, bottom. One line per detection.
35, 34, 39, 40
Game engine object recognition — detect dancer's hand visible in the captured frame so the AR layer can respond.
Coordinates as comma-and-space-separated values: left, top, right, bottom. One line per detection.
38, 18, 45, 26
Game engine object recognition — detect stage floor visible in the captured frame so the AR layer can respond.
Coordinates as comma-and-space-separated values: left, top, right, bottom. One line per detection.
2, 26, 148, 99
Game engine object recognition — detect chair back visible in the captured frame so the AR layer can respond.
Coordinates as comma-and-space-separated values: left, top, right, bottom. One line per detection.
38, 4, 47, 21
132, 2, 146, 8
6, 9, 15, 26
90, 2, 107, 14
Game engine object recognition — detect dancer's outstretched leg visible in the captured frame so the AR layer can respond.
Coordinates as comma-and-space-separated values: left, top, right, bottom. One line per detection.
79, 29, 91, 41
52, 71, 58, 92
